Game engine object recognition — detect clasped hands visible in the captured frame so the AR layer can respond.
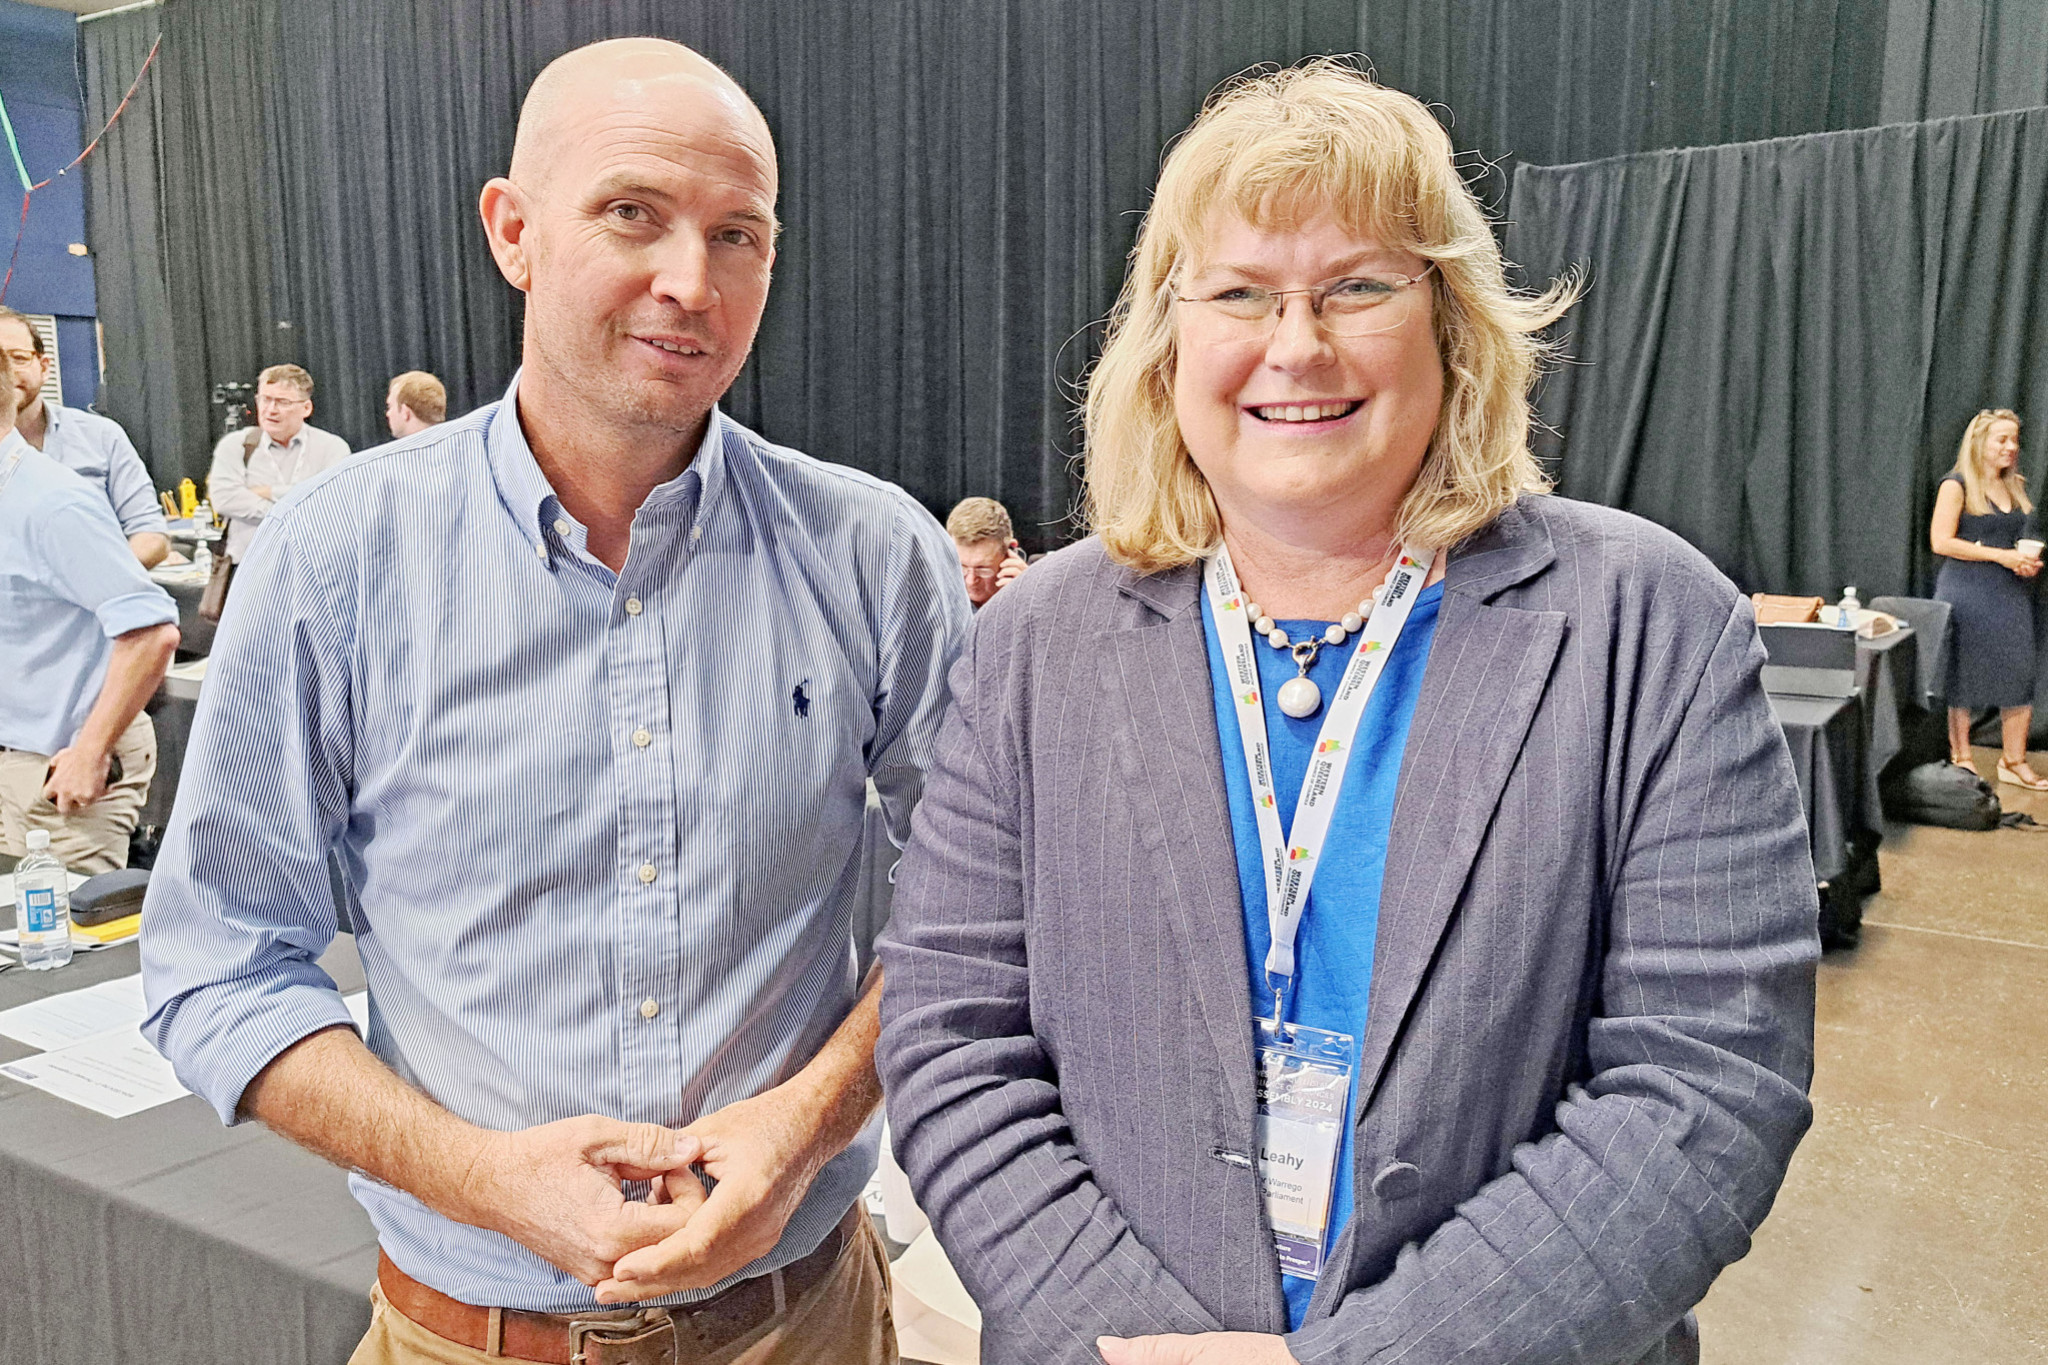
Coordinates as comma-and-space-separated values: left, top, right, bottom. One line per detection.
451, 1080, 830, 1303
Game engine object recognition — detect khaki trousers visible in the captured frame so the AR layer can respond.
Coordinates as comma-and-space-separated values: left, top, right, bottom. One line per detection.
348, 1218, 897, 1365
0, 711, 155, 874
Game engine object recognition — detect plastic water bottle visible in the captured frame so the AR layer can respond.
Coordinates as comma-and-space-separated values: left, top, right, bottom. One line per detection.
13, 831, 74, 971
1836, 586, 1860, 628
193, 540, 212, 573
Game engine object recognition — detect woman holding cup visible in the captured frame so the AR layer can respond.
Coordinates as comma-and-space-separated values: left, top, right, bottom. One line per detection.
1930, 409, 2044, 788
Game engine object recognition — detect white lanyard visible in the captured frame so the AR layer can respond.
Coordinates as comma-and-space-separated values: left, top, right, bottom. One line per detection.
1205, 542, 1438, 1021
0, 446, 22, 502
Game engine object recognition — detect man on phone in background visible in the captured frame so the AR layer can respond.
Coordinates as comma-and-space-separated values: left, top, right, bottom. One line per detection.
946, 496, 1028, 608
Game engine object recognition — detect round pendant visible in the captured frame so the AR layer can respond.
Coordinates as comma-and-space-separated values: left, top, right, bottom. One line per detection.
1276, 675, 1323, 719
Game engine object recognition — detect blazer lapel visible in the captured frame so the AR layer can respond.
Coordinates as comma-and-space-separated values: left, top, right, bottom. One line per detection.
1356, 507, 1568, 1107
1100, 564, 1261, 1134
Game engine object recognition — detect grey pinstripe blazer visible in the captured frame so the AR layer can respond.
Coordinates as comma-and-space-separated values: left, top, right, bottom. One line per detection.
876, 495, 1819, 1364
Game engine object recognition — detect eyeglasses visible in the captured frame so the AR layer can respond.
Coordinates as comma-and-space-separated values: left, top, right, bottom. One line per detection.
256, 394, 310, 410
961, 566, 1001, 581
1175, 267, 1433, 338
2, 349, 40, 369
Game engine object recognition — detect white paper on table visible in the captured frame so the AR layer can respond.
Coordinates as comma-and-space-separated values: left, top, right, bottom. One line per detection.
0, 1026, 189, 1118
0, 973, 147, 1051
0, 869, 91, 910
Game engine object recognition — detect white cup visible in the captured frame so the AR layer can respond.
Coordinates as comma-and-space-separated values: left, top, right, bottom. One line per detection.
2018, 538, 2043, 561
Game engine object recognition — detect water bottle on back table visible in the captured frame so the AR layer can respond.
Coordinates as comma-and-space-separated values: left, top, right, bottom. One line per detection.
14, 830, 74, 971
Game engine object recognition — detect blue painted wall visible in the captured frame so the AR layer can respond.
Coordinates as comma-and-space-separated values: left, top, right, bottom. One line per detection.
0, 0, 98, 408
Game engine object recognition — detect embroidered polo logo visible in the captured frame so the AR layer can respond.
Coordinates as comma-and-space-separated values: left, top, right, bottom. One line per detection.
792, 680, 811, 718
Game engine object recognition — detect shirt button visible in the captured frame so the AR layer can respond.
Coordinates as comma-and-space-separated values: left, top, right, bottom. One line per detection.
638, 863, 657, 883
554, 517, 571, 537
639, 999, 660, 1020
632, 728, 652, 748
624, 597, 643, 616
534, 543, 547, 561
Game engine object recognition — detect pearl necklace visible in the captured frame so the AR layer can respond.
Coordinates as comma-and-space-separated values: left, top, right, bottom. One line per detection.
1243, 562, 1402, 719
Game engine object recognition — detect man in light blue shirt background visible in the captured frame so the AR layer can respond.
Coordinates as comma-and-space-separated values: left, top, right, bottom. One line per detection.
0, 306, 170, 568
142, 37, 969, 1364
0, 348, 180, 873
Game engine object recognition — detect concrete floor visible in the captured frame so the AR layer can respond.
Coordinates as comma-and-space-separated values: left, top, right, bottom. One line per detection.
1695, 746, 2048, 1364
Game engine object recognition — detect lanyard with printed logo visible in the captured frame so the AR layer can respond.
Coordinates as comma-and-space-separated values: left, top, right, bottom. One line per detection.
1206, 539, 1437, 1281
1204, 541, 1438, 1021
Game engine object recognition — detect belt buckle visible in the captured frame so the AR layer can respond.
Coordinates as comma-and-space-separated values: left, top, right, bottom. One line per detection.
567, 1307, 677, 1365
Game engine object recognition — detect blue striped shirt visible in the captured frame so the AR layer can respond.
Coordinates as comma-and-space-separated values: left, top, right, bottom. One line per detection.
141, 379, 972, 1311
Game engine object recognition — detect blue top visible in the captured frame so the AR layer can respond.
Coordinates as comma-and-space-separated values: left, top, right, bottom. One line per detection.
1201, 579, 1443, 1329
140, 377, 972, 1311
0, 432, 178, 755
38, 400, 168, 538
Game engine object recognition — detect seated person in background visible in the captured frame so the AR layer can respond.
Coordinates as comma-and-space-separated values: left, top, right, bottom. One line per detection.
0, 305, 170, 567
386, 369, 448, 437
0, 344, 180, 873
947, 495, 1028, 608
207, 363, 351, 563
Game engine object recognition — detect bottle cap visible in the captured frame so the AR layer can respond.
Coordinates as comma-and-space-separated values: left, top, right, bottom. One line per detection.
25, 830, 50, 852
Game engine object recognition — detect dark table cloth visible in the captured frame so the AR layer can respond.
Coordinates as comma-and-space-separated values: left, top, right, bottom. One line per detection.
0, 935, 376, 1364
1769, 691, 1865, 884
1854, 626, 1918, 818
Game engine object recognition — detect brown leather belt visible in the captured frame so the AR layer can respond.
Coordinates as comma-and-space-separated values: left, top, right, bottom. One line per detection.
376, 1203, 863, 1363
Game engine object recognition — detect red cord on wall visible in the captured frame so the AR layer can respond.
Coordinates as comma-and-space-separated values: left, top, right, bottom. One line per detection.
0, 32, 162, 305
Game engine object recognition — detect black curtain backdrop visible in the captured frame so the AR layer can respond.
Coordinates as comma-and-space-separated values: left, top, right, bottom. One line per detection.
1880, 0, 2048, 123
1506, 104, 2048, 602
79, 8, 174, 448
83, 0, 1962, 539
1354, 0, 1892, 212
80, 0, 1379, 542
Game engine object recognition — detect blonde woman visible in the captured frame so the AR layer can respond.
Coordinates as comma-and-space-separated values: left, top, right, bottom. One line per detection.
1930, 410, 2042, 788
878, 61, 1816, 1365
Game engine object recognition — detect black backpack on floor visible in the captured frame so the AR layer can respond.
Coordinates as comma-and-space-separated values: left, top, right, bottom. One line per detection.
1880, 760, 2002, 831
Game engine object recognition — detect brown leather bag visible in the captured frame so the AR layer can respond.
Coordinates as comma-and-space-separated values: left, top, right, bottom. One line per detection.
198, 429, 258, 623
1750, 593, 1824, 624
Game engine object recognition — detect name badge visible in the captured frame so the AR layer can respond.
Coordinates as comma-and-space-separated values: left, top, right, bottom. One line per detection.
1253, 1018, 1354, 1279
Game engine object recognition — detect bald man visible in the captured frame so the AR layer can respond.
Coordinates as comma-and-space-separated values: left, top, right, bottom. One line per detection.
142, 38, 968, 1365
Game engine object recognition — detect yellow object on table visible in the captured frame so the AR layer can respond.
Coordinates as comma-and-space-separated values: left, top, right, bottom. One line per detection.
178, 478, 198, 518
71, 913, 141, 946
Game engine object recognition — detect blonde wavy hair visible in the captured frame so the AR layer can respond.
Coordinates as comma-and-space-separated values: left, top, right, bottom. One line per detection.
1950, 409, 2028, 517
1082, 58, 1578, 571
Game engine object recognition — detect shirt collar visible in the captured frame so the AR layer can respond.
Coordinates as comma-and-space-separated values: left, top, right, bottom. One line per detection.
485, 369, 728, 559
41, 400, 66, 435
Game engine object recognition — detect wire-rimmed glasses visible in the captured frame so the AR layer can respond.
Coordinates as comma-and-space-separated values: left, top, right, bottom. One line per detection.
1174, 266, 1434, 339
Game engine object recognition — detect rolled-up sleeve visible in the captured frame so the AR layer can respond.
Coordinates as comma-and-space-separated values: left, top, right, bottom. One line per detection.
33, 498, 176, 634
141, 510, 359, 1124
103, 426, 169, 537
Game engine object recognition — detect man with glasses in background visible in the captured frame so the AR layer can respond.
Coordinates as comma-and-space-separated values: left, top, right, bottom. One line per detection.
207, 363, 352, 563
202, 363, 350, 614
0, 328, 180, 872
0, 305, 171, 568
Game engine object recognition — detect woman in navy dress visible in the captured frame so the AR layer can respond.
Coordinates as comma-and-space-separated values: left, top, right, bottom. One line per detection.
1930, 409, 2043, 788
